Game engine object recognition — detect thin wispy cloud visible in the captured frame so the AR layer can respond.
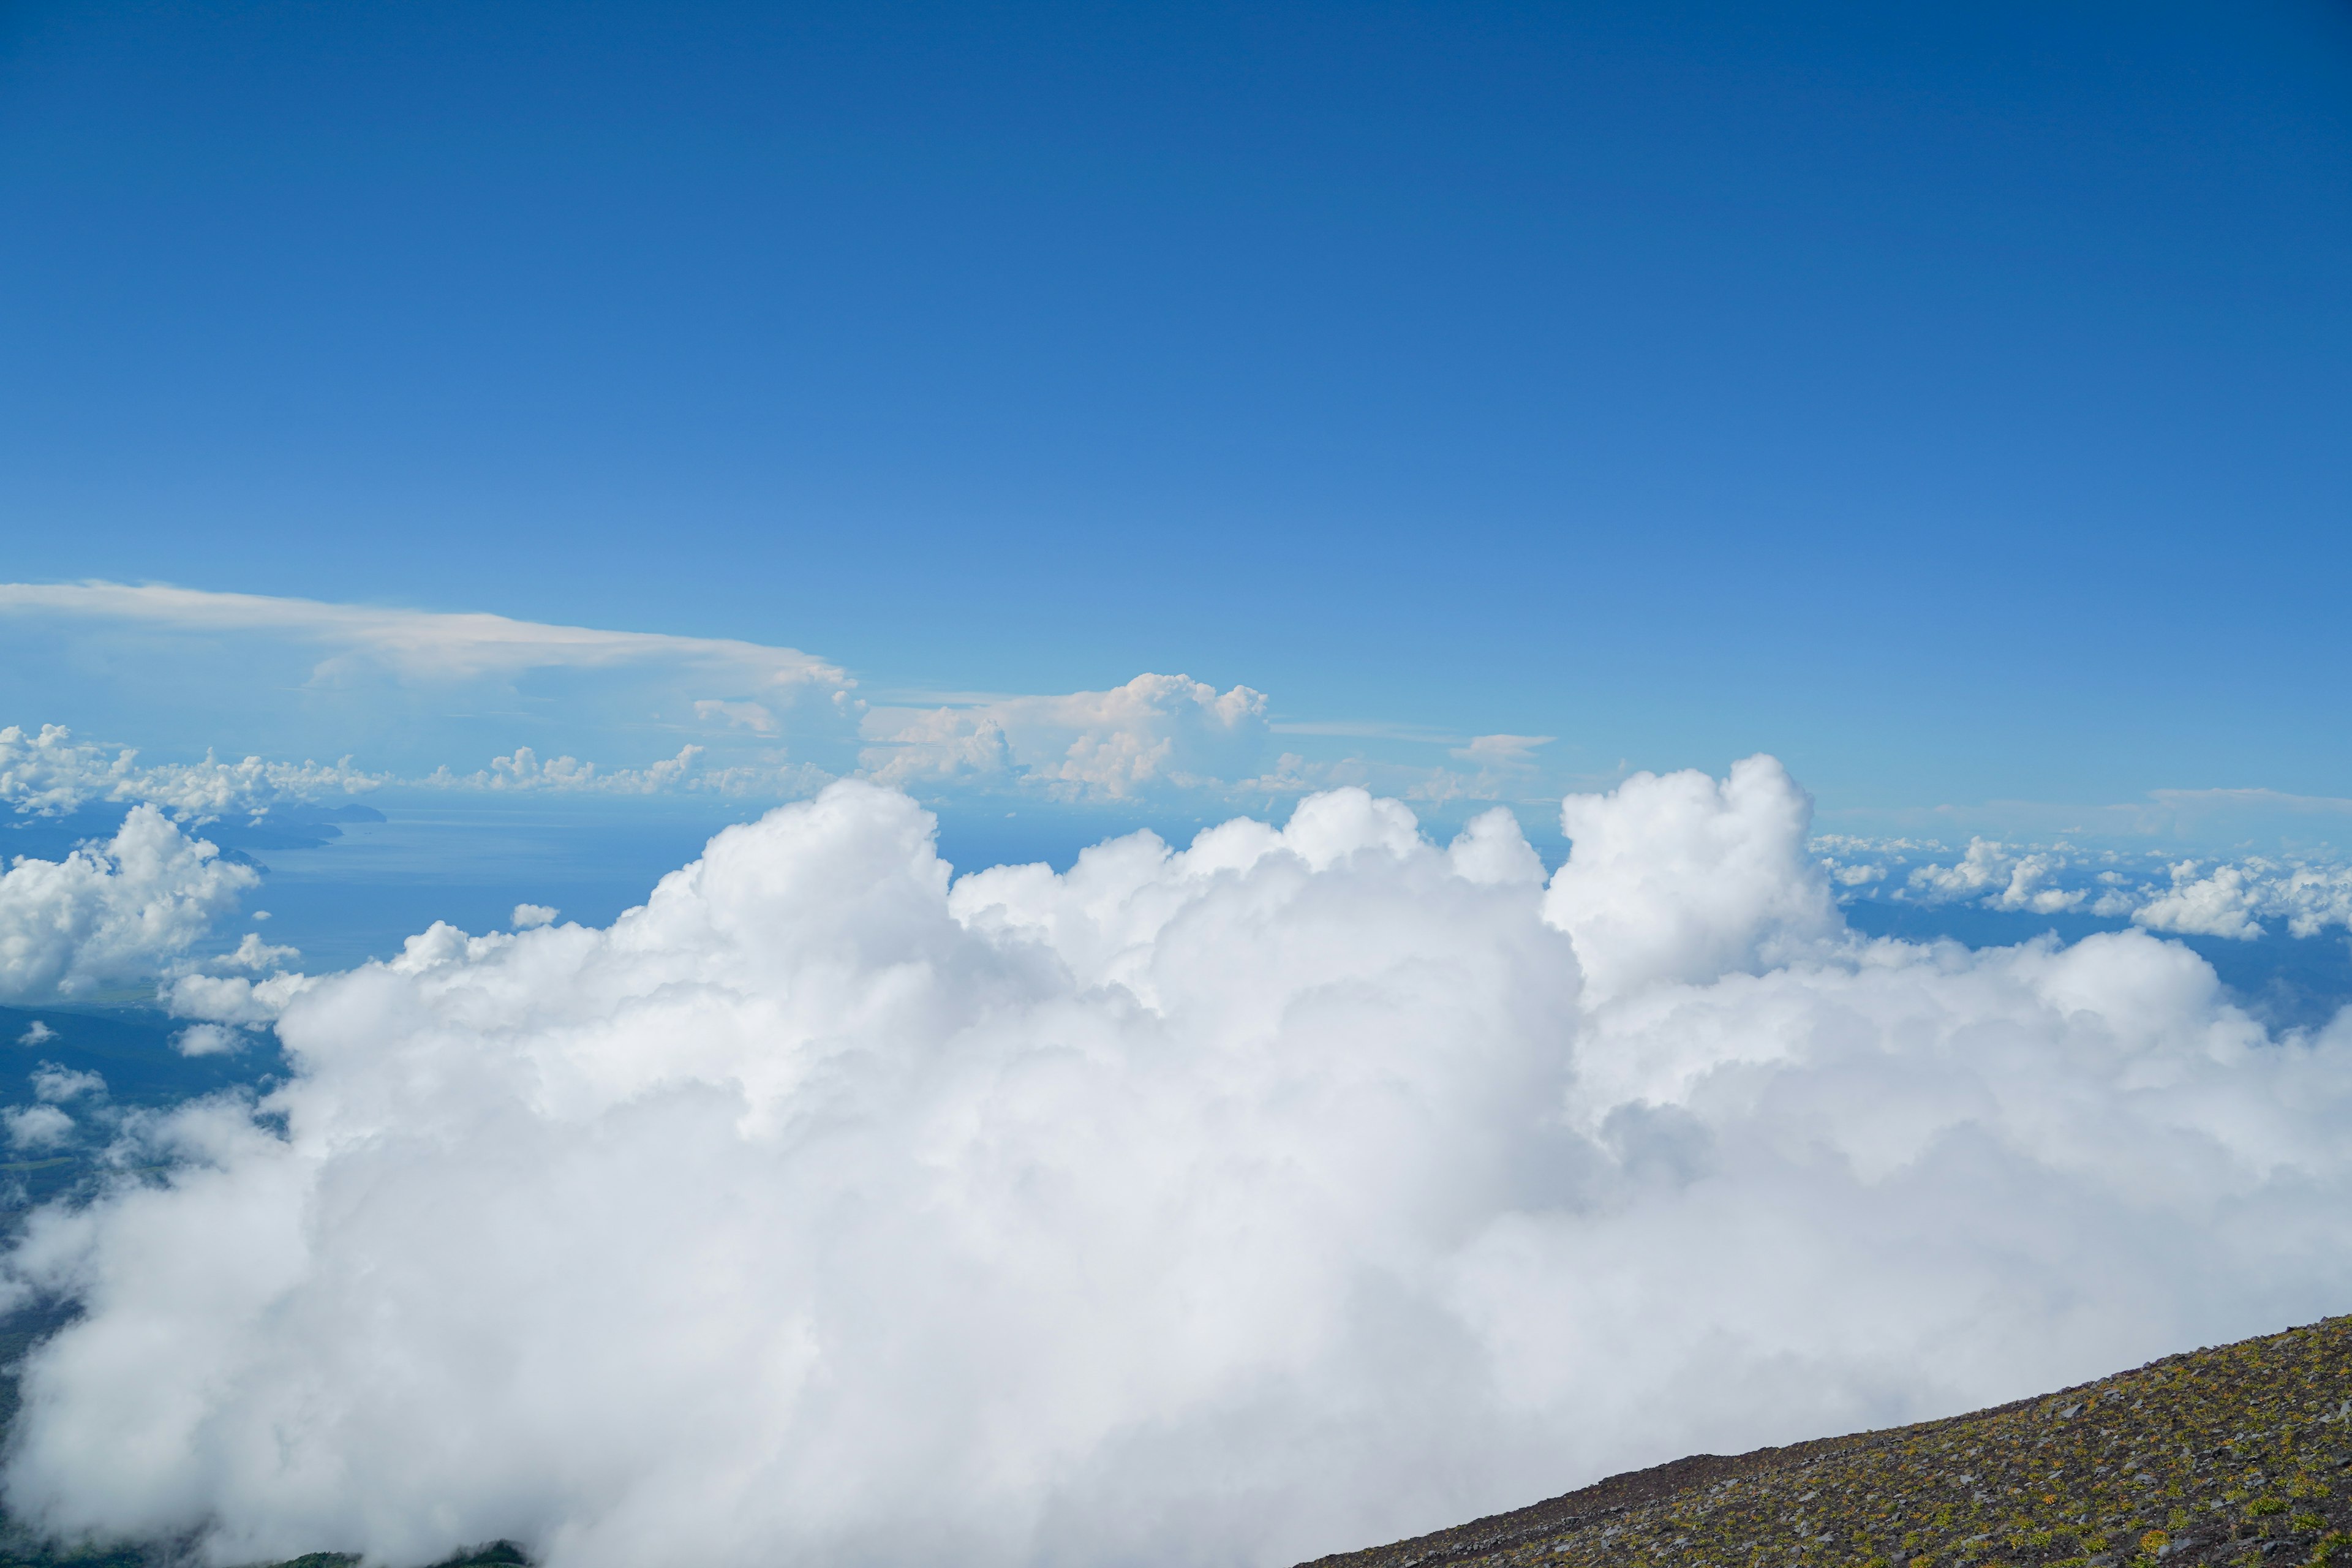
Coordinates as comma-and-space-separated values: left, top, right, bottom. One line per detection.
0, 581, 848, 689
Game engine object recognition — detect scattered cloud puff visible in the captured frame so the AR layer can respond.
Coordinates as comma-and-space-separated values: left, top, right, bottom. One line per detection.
0, 725, 379, 821
0, 806, 259, 1003
29, 1065, 104, 1104
170, 1023, 247, 1058
8, 760, 2352, 1568
2, 1103, 73, 1152
859, 673, 1270, 801
511, 905, 559, 930
164, 970, 316, 1028
16, 1020, 54, 1046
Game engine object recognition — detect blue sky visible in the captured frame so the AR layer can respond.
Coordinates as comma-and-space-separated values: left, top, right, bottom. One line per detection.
4, 0, 2350, 840
12, 13, 2352, 1562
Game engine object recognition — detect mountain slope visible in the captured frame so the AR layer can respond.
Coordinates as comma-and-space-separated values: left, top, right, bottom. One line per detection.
1305, 1316, 2352, 1568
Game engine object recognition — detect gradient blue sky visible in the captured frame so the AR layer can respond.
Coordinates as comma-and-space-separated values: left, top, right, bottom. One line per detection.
4, 0, 2350, 821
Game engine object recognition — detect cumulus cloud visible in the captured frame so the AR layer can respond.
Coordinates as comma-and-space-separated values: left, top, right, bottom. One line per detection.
7, 761, 2352, 1568
859, 673, 1268, 799
511, 905, 559, 930
0, 724, 379, 820
0, 807, 258, 1002
16, 1020, 55, 1046
2133, 861, 2264, 940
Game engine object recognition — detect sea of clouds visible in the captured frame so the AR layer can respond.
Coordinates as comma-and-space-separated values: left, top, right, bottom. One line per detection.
3, 757, 2351, 1568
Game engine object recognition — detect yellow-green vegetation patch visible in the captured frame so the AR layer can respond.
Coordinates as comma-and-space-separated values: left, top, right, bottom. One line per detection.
1306, 1316, 2352, 1568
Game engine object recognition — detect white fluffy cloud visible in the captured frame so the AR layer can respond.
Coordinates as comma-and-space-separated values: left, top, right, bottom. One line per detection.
0, 725, 379, 820
7, 761, 2352, 1568
0, 807, 259, 1002
859, 673, 1269, 799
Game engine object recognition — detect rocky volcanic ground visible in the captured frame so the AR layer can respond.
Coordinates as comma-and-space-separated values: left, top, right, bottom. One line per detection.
1307, 1316, 2352, 1568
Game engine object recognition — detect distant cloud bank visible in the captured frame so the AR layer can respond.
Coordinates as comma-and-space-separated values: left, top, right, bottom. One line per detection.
1, 723, 378, 821
1816, 834, 2352, 941
0, 582, 1609, 810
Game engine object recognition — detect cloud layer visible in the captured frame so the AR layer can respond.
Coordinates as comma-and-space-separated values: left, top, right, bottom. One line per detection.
7, 761, 2352, 1568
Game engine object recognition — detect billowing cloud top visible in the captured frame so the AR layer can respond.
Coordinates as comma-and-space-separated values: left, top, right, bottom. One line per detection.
6, 758, 2350, 1568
